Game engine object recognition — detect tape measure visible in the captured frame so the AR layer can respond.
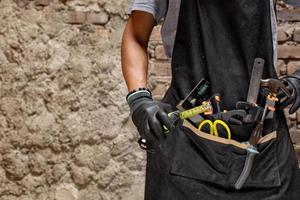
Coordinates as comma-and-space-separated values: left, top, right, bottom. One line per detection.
178, 102, 212, 119
164, 102, 212, 132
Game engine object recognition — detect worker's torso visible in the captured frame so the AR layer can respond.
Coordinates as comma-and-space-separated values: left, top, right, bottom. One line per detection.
145, 0, 299, 199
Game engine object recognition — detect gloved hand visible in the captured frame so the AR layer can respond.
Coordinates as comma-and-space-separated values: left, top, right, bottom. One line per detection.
127, 89, 174, 150
278, 72, 300, 114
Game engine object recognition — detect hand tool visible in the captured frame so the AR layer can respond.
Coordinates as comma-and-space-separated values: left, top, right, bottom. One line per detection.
210, 93, 222, 113
235, 94, 277, 189
164, 79, 210, 132
237, 79, 291, 122
236, 101, 264, 123
177, 78, 210, 110
260, 79, 291, 96
247, 58, 265, 105
235, 78, 291, 190
208, 94, 246, 125
236, 58, 265, 124
260, 78, 291, 119
176, 101, 213, 119
234, 58, 265, 189
164, 101, 213, 132
198, 119, 231, 139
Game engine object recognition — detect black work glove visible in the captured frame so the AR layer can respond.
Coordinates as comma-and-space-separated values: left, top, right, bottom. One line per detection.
127, 89, 174, 150
278, 71, 300, 114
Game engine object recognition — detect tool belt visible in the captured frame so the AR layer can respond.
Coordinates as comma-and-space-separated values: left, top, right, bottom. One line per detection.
165, 59, 290, 144
182, 120, 277, 150
165, 78, 282, 188
161, 59, 292, 190
168, 87, 280, 185
168, 119, 280, 189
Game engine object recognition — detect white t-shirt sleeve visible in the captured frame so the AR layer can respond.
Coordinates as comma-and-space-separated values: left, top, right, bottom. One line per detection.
127, 0, 168, 23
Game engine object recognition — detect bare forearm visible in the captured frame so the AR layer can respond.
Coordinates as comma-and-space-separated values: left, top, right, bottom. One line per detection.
121, 23, 149, 91
121, 12, 155, 92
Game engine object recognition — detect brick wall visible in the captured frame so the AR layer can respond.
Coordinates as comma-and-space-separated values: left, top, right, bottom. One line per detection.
277, 5, 300, 158
148, 5, 300, 161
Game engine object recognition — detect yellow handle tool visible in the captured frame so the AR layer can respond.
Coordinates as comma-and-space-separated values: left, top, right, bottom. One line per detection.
198, 119, 231, 139
164, 102, 213, 133
178, 102, 212, 119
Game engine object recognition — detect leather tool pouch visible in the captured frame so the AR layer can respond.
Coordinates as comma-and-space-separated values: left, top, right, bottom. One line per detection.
169, 120, 281, 189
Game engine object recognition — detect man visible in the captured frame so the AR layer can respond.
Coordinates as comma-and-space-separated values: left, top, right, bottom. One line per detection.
121, 0, 300, 199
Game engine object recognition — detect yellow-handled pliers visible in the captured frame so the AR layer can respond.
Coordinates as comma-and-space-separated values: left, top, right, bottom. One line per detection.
198, 119, 231, 139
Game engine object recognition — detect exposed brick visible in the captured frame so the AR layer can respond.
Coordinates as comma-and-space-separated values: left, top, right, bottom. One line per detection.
287, 61, 300, 75
294, 145, 300, 161
290, 112, 297, 121
277, 27, 289, 42
285, 26, 295, 38
155, 45, 168, 60
155, 76, 172, 84
277, 59, 287, 76
93, 26, 110, 38
150, 26, 162, 41
285, 0, 300, 8
278, 45, 300, 59
284, 108, 293, 128
66, 11, 86, 24
278, 9, 300, 22
294, 28, 300, 42
152, 83, 168, 97
290, 129, 300, 143
35, 0, 51, 6
86, 12, 109, 25
151, 61, 171, 76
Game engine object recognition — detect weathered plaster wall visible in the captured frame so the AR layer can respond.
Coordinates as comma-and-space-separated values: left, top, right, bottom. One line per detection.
0, 0, 299, 200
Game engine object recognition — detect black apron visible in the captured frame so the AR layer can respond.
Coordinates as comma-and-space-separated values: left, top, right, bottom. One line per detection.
145, 0, 300, 199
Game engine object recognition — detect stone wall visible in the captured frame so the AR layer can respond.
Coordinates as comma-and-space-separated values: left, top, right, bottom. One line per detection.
271, 1, 300, 157
0, 0, 299, 200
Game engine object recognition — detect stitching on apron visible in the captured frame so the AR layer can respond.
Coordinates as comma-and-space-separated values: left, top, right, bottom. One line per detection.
182, 120, 277, 149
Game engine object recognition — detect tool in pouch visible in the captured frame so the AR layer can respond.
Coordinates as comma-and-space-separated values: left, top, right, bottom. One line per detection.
198, 119, 231, 139
236, 58, 265, 123
198, 94, 247, 139
163, 101, 213, 132
234, 58, 265, 189
234, 60, 292, 189
165, 81, 246, 139
163, 79, 212, 132
177, 78, 210, 110
139, 78, 211, 150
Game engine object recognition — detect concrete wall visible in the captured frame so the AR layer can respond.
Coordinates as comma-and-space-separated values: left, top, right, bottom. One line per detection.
0, 0, 299, 199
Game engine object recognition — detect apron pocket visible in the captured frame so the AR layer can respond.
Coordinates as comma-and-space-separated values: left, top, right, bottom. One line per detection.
169, 120, 281, 189
229, 123, 256, 142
